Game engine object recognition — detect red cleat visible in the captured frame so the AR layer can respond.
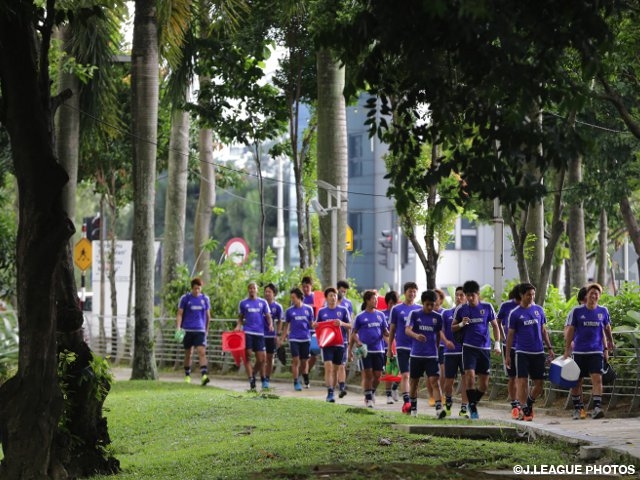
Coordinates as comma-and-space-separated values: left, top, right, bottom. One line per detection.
402, 402, 412, 414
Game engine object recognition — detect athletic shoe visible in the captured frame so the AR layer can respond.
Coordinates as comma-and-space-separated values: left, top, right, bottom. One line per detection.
470, 410, 479, 420
580, 408, 587, 420
326, 392, 335, 403
201, 374, 210, 387
444, 404, 452, 416
436, 407, 446, 419
402, 402, 412, 414
572, 409, 581, 420
339, 389, 347, 398
386, 396, 394, 405
428, 397, 436, 407
366, 400, 374, 408
294, 381, 302, 391
249, 378, 256, 391
459, 408, 469, 418
184, 375, 191, 384
304, 383, 310, 389
511, 406, 521, 419
517, 408, 525, 421
523, 409, 533, 422
261, 379, 269, 389
410, 409, 417, 417
391, 389, 399, 402
591, 407, 604, 419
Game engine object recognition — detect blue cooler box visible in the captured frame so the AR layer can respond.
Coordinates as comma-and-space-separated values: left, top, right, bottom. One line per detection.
549, 357, 580, 388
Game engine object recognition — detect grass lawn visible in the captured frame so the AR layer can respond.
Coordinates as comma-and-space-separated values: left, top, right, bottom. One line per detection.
84, 381, 579, 479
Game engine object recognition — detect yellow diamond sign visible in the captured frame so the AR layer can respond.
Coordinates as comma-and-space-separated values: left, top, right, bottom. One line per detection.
74, 238, 92, 271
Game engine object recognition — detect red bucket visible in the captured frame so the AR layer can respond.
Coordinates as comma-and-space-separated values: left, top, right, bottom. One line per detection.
315, 322, 343, 347
222, 331, 246, 367
222, 331, 245, 351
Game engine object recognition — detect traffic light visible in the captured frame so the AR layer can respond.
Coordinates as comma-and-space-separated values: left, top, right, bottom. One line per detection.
84, 215, 101, 241
379, 230, 393, 250
378, 230, 393, 269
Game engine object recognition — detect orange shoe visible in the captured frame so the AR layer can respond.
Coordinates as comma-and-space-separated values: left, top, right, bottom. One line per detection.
511, 406, 521, 419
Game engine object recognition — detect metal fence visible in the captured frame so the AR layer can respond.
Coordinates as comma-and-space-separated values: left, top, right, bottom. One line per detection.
84, 315, 640, 413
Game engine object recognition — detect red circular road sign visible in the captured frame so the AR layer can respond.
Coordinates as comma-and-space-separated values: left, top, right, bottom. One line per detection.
224, 237, 250, 264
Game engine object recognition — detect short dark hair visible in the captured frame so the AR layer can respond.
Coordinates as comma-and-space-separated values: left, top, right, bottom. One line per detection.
455, 286, 464, 294
301, 276, 313, 286
290, 287, 304, 300
264, 283, 278, 295
362, 290, 377, 303
421, 290, 437, 303
324, 287, 337, 297
508, 284, 521, 300
577, 287, 588, 303
191, 278, 203, 287
518, 283, 536, 296
337, 280, 350, 290
403, 281, 418, 292
462, 280, 480, 295
385, 291, 399, 305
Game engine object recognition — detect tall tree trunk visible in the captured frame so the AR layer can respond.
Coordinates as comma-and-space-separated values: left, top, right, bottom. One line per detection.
618, 196, 640, 280
130, 0, 159, 380
597, 209, 608, 286
255, 143, 266, 272
193, 127, 215, 279
161, 107, 189, 315
423, 144, 440, 288
505, 207, 529, 282
316, 47, 348, 287
537, 170, 565, 306
567, 154, 587, 291
55, 25, 80, 225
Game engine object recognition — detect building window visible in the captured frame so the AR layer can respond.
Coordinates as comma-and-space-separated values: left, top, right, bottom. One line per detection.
348, 134, 363, 177
348, 212, 363, 252
460, 218, 477, 250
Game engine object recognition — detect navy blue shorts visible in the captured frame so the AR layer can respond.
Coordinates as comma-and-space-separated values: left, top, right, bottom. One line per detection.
462, 346, 491, 375
397, 348, 411, 374
515, 352, 545, 380
438, 345, 444, 365
573, 353, 604, 378
444, 353, 464, 379
264, 337, 276, 354
321, 345, 344, 365
289, 341, 310, 359
504, 347, 516, 378
245, 333, 266, 352
341, 343, 348, 364
361, 352, 385, 371
183, 331, 206, 349
410, 357, 439, 379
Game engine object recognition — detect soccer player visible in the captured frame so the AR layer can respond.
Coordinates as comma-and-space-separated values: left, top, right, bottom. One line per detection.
426, 288, 447, 407
315, 287, 351, 402
350, 290, 389, 408
301, 276, 320, 383
405, 290, 454, 418
452, 280, 501, 419
336, 280, 354, 397
564, 283, 615, 419
281, 288, 315, 391
497, 284, 522, 418
236, 282, 273, 391
442, 286, 469, 417
505, 283, 554, 421
176, 277, 211, 386
263, 283, 283, 389
383, 290, 400, 404
388, 281, 422, 413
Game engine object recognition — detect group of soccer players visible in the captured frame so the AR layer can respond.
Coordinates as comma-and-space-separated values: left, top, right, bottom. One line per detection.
177, 275, 615, 421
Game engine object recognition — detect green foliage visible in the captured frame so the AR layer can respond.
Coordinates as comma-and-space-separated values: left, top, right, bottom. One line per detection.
0, 173, 16, 299
162, 251, 316, 319
0, 310, 18, 383
86, 352, 114, 402
90, 381, 575, 479
541, 285, 576, 331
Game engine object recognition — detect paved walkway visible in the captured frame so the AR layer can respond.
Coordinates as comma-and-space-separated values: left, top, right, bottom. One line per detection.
113, 369, 640, 464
